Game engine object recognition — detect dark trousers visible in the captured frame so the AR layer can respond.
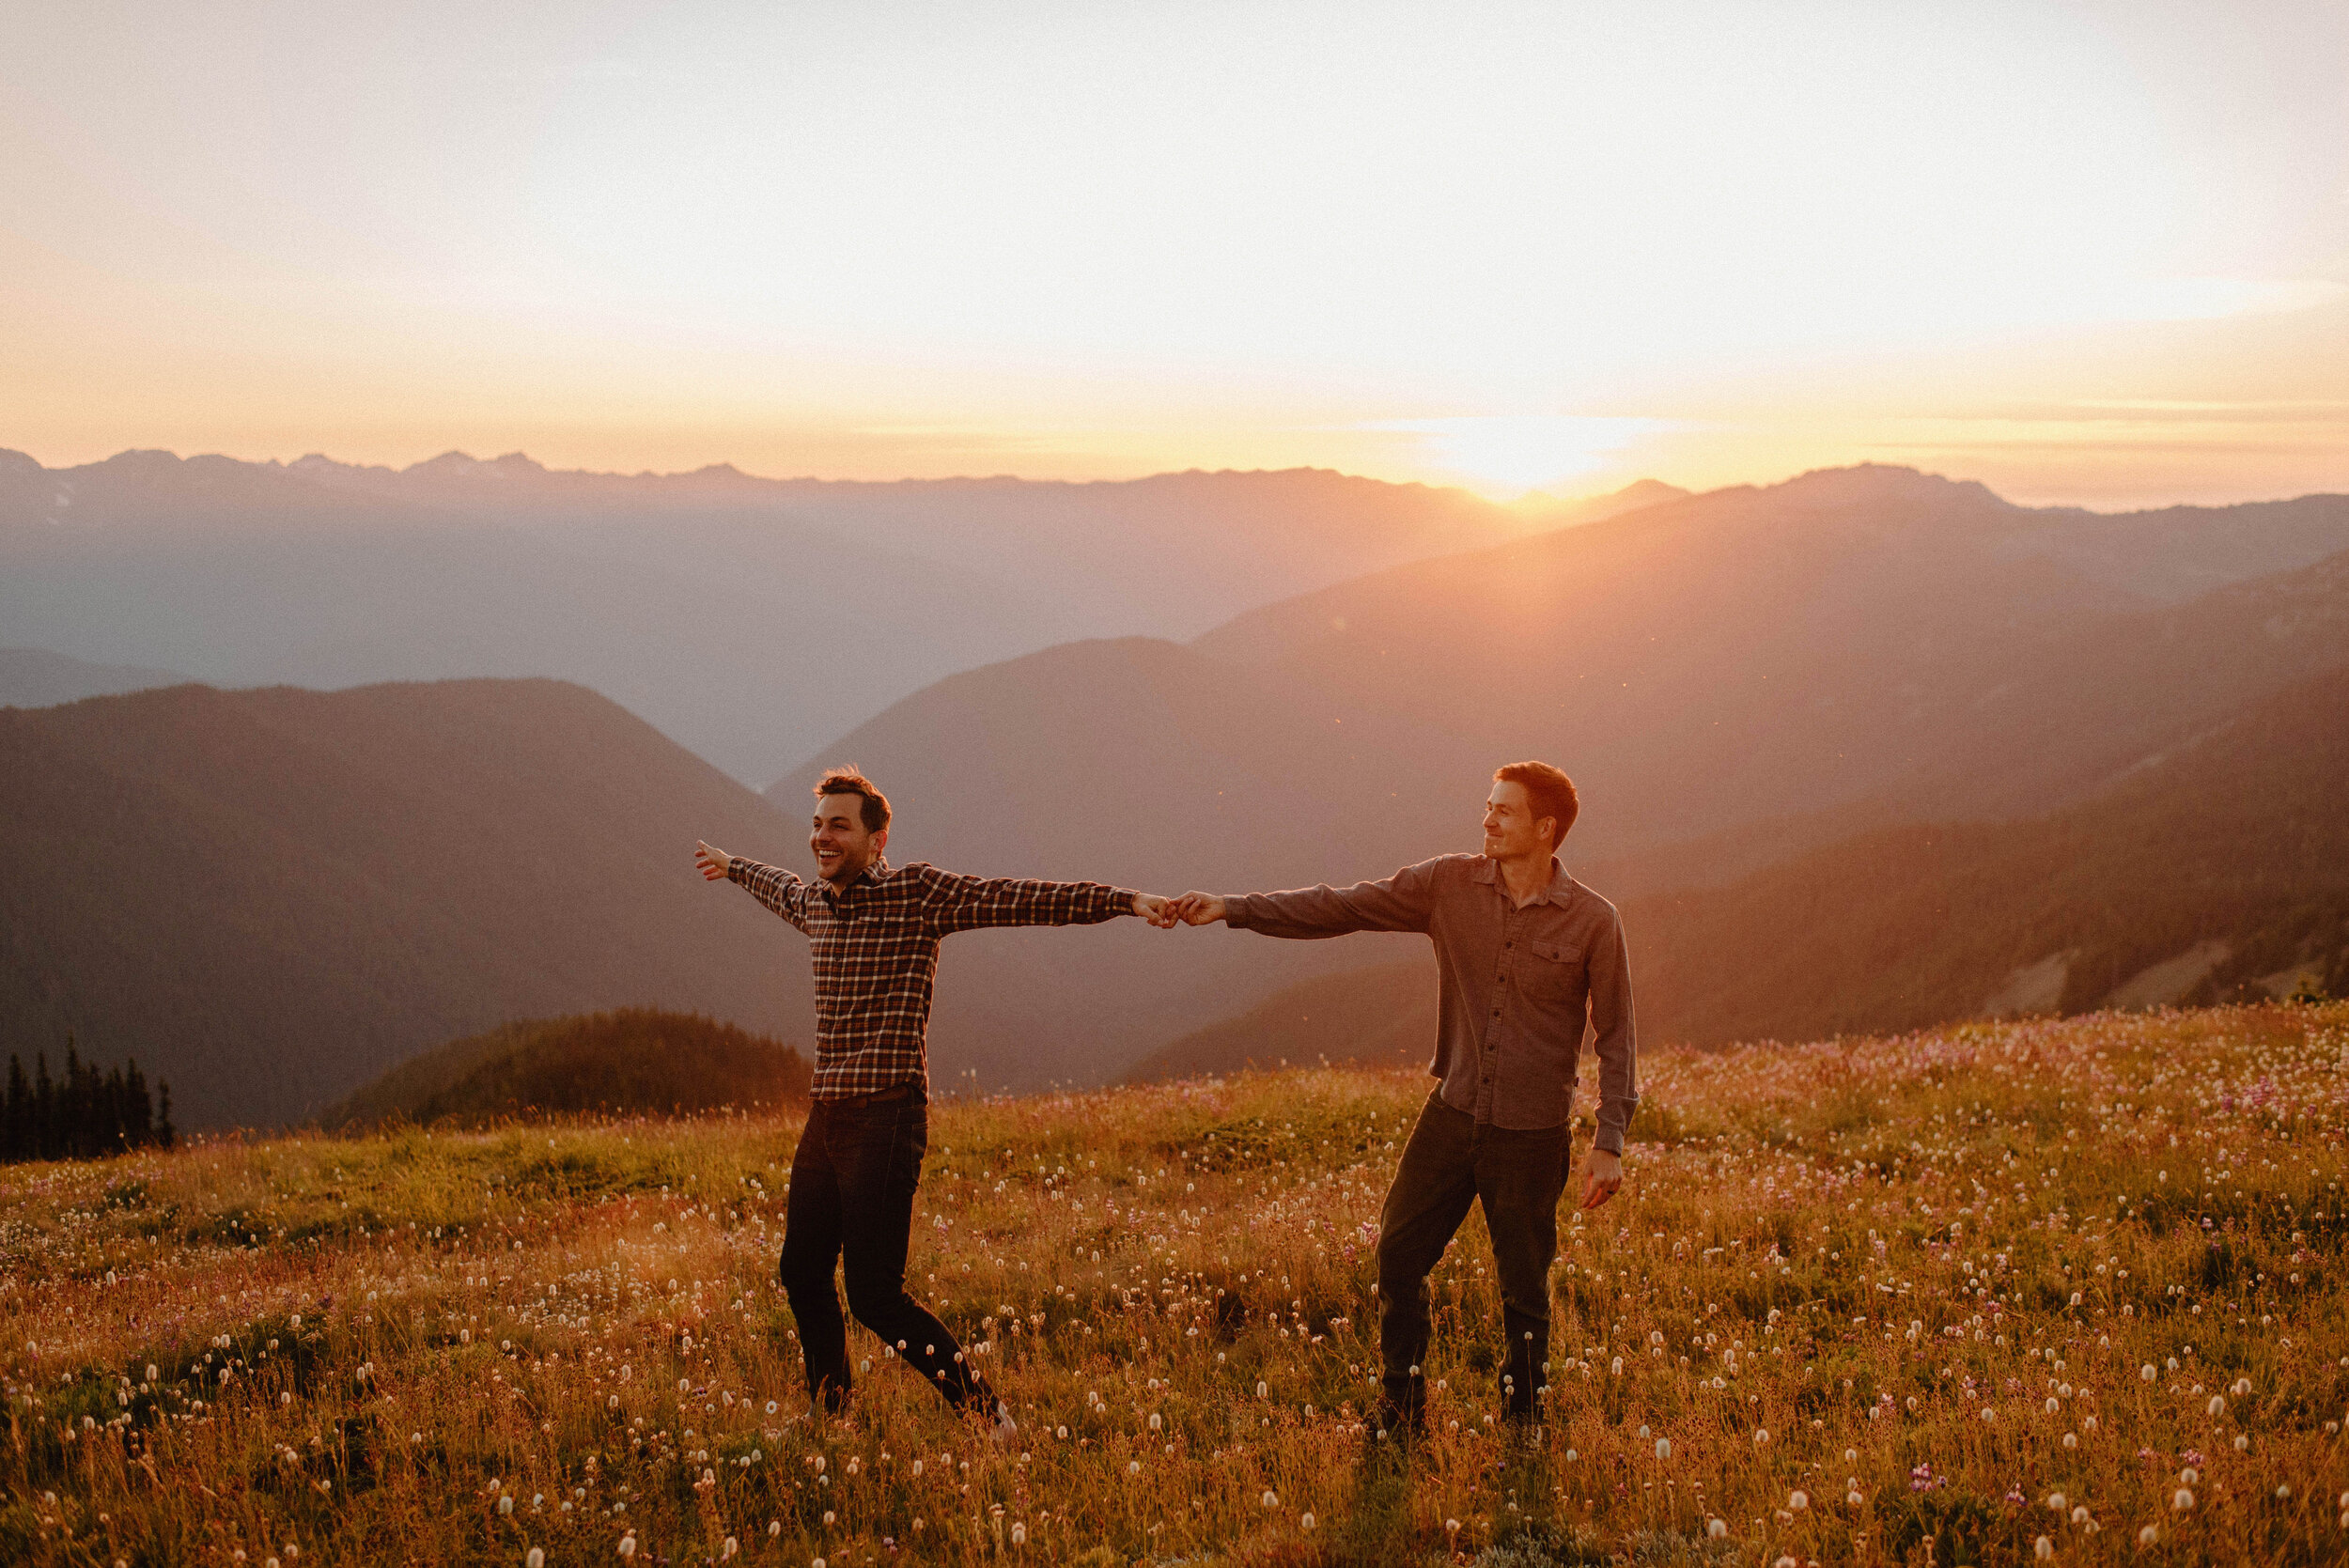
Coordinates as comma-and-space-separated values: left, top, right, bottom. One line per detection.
1377, 1092, 1570, 1422
778, 1086, 991, 1414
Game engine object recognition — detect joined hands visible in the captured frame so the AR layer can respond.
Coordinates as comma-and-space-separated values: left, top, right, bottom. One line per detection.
1134, 892, 1226, 928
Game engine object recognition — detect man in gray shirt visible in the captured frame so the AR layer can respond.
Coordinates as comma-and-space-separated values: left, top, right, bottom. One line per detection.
1173, 761, 1635, 1434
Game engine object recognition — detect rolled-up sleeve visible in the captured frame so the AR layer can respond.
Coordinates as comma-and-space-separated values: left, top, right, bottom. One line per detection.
1585, 908, 1639, 1155
1225, 858, 1440, 939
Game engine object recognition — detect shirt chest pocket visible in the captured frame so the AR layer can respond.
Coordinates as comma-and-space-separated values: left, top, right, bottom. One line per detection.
1520, 938, 1583, 1001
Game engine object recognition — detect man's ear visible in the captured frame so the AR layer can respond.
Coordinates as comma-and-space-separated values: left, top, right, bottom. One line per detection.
872, 825, 889, 855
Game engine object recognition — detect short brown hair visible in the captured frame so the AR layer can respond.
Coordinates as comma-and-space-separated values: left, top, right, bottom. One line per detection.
813, 767, 891, 833
1494, 760, 1578, 846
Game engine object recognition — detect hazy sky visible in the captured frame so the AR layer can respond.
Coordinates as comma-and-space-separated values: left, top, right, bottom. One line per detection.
4, 1, 2344, 504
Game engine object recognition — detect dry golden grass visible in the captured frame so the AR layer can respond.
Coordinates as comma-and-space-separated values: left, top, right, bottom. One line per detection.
8, 1001, 2349, 1566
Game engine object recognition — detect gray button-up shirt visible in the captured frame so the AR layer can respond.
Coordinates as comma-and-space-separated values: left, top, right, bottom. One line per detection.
1225, 853, 1639, 1152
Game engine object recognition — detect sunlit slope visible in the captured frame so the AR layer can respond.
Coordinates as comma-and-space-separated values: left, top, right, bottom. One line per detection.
1193, 465, 2349, 851
7, 1004, 2347, 1565
1129, 660, 2349, 1078
0, 679, 813, 1130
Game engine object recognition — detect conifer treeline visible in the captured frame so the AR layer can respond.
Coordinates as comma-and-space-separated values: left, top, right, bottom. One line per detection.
2, 1041, 174, 1163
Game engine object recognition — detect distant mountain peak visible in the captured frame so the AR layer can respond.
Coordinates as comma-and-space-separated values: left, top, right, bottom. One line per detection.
1771, 462, 2008, 509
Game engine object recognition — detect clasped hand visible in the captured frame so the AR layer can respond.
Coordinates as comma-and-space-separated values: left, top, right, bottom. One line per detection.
1133, 892, 1226, 929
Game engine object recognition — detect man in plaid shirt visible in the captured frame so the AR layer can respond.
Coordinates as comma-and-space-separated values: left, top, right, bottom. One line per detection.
697, 768, 1176, 1435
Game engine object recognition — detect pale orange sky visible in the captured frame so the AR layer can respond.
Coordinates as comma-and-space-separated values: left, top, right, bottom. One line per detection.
3, 1, 2344, 507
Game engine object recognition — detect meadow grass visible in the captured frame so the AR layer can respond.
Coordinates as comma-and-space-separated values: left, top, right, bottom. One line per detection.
7, 1001, 2349, 1566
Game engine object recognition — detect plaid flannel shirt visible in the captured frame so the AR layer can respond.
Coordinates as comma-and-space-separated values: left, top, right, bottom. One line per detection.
727, 854, 1136, 1099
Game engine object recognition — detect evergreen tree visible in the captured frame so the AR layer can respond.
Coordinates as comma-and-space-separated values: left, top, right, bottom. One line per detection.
2, 1054, 25, 1162
33, 1051, 54, 1161
0, 1040, 173, 1165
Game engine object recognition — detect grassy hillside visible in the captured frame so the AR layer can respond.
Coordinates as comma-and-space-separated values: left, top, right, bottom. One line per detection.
0, 679, 815, 1130
323, 1009, 812, 1129
1128, 660, 2349, 1076
5, 1003, 2345, 1565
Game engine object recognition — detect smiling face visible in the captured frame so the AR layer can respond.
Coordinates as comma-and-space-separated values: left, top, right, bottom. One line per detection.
1482, 778, 1556, 862
810, 790, 886, 888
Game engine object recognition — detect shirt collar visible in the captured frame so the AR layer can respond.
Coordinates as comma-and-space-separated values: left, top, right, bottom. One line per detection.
1476, 853, 1575, 907
821, 854, 891, 904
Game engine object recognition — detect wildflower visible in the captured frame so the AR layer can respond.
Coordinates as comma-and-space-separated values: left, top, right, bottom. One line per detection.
2172, 1490, 2194, 1512
1706, 1519, 1728, 1539
527, 1552, 544, 1568
1301, 1514, 1315, 1530
499, 1496, 515, 1515
1754, 1427, 1770, 1446
617, 1536, 636, 1560
1262, 1491, 1278, 1509
1788, 1490, 1808, 1511
2232, 1378, 2251, 1396
2140, 1364, 2155, 1381
1010, 1524, 1026, 1545
2047, 1493, 2065, 1514
2034, 1538, 2052, 1560
1657, 1438, 1672, 1460
2139, 1527, 2157, 1545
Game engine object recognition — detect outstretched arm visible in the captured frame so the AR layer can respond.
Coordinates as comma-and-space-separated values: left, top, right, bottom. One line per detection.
924, 866, 1177, 935
696, 840, 813, 933
1173, 859, 1439, 939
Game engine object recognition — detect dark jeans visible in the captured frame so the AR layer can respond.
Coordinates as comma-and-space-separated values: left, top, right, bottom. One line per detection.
1377, 1092, 1570, 1423
778, 1086, 991, 1414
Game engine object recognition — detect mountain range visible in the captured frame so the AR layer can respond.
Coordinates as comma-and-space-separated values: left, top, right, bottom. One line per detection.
770, 465, 2349, 1090
7, 455, 2346, 1126
0, 447, 1614, 784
